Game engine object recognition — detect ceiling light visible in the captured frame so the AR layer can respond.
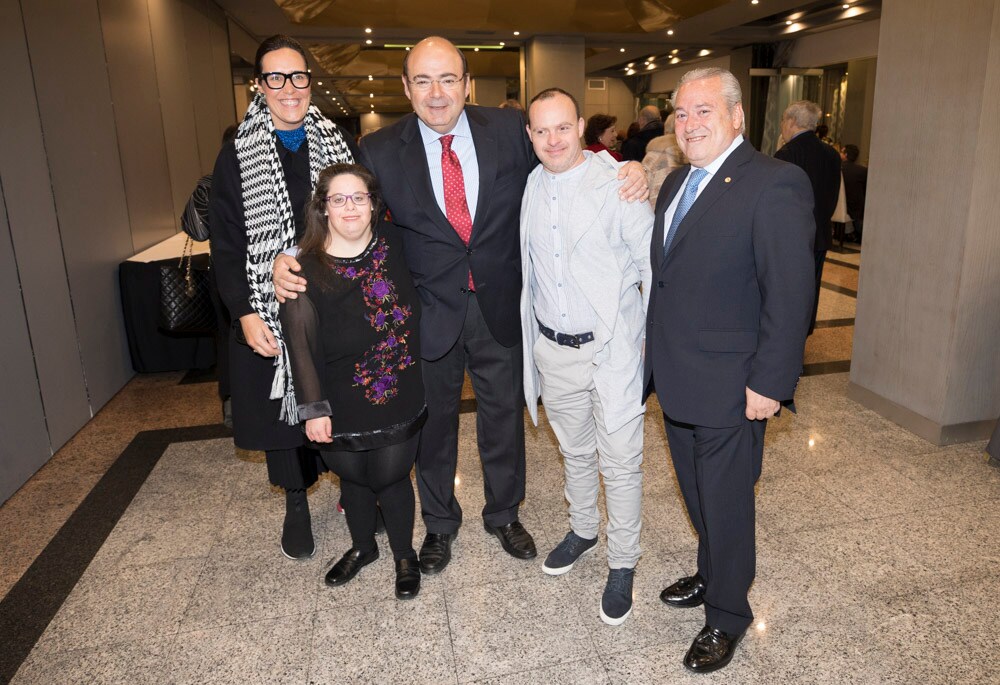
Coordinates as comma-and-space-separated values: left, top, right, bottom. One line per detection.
786, 20, 792, 25
646, 64, 655, 70
843, 3, 850, 7
625, 69, 635, 76
513, 31, 520, 36
368, 75, 374, 80
365, 27, 372, 34
499, 42, 505, 46
369, 93, 374, 98
620, 48, 626, 53
699, 49, 712, 57
317, 81, 323, 86
325, 90, 330, 94
644, 61, 650, 65
474, 47, 480, 51
627, 62, 634, 67
365, 39, 372, 44
670, 57, 681, 64
667, 29, 674, 35
751, 0, 758, 4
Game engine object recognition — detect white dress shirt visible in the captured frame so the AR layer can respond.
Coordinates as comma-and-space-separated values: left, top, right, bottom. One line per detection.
661, 135, 744, 247
417, 110, 480, 222
528, 153, 598, 333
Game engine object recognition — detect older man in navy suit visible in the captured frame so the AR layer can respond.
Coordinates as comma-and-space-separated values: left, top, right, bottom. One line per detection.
645, 67, 815, 673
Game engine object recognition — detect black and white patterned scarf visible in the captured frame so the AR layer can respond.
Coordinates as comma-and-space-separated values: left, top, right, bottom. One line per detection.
235, 91, 353, 424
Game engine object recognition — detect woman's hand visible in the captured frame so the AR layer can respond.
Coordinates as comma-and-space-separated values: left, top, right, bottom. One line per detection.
306, 417, 332, 443
239, 313, 280, 357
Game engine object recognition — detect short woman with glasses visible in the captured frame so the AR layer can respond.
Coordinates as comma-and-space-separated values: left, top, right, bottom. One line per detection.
210, 34, 359, 560
280, 163, 426, 599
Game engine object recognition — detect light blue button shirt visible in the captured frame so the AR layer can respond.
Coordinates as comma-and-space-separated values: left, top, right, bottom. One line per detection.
417, 110, 480, 222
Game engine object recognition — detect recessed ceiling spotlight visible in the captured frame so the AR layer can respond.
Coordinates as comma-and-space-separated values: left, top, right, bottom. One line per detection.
368, 75, 374, 80
786, 20, 792, 25
751, 0, 758, 4
318, 80, 323, 86
672, 48, 679, 54
513, 31, 520, 36
670, 57, 681, 64
626, 69, 635, 75
325, 90, 330, 94
474, 47, 480, 51
667, 29, 674, 35
369, 93, 374, 98
365, 27, 372, 34
500, 42, 505, 46
627, 62, 634, 67
842, 2, 850, 7
699, 49, 712, 56
406, 47, 410, 51
620, 48, 626, 52
365, 39, 372, 44
646, 64, 655, 70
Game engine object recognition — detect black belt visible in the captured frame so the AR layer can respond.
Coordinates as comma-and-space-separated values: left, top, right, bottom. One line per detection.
537, 320, 594, 349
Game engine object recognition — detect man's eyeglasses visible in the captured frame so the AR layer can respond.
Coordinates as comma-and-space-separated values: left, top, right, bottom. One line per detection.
407, 74, 467, 91
259, 71, 311, 89
326, 192, 372, 207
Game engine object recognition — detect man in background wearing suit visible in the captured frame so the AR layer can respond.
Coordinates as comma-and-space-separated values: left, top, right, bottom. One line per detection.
519, 88, 652, 626
274, 37, 647, 575
775, 100, 842, 333
646, 68, 814, 672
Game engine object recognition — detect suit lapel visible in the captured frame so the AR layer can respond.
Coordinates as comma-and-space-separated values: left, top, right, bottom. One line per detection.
665, 140, 754, 260
467, 107, 497, 244
397, 115, 466, 245
652, 169, 687, 271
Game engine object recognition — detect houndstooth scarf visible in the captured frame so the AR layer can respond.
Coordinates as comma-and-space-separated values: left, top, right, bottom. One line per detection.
235, 91, 353, 424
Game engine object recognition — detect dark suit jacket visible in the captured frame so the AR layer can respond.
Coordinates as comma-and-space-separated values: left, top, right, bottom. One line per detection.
774, 132, 841, 252
620, 122, 664, 162
643, 140, 815, 428
841, 160, 868, 223
359, 105, 535, 360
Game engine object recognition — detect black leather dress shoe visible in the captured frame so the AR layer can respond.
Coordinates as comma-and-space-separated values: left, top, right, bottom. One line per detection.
660, 573, 706, 607
324, 547, 379, 587
683, 625, 745, 673
484, 520, 537, 560
394, 557, 421, 600
418, 533, 455, 575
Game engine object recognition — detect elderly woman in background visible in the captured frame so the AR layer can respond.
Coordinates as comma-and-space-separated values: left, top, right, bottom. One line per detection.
583, 113, 623, 161
642, 112, 685, 207
210, 34, 359, 560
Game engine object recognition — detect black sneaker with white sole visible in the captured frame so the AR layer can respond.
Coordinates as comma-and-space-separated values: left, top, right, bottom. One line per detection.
542, 531, 598, 575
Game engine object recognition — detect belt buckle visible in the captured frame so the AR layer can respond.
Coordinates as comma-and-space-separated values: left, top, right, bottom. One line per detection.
556, 332, 579, 348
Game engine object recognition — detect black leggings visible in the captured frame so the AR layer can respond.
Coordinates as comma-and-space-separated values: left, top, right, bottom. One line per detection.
321, 434, 418, 561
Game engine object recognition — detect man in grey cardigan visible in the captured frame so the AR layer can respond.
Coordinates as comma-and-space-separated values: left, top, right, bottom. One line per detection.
519, 88, 653, 626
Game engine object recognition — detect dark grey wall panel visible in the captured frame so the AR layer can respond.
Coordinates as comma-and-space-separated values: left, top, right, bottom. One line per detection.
0, 0, 91, 451
182, 0, 224, 173
99, 0, 178, 252
0, 187, 52, 504
148, 0, 203, 223
20, 0, 135, 411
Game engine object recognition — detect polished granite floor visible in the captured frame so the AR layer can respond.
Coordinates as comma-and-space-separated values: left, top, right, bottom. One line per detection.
4, 247, 1000, 684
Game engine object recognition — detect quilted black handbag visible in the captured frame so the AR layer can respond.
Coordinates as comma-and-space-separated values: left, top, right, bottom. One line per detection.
159, 236, 214, 334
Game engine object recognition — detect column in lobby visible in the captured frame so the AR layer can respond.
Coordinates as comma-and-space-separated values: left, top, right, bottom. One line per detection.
849, 0, 1000, 444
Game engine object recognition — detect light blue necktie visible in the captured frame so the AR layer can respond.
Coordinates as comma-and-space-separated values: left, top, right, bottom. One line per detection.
663, 167, 708, 257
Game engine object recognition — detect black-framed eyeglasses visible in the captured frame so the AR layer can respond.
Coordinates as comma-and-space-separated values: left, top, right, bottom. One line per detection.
326, 192, 372, 207
259, 71, 311, 89
407, 74, 467, 91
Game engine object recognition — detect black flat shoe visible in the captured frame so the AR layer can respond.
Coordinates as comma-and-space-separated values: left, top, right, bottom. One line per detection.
324, 547, 379, 587
419, 532, 456, 575
660, 573, 706, 607
683, 625, 745, 673
484, 520, 537, 560
281, 491, 315, 560
395, 557, 421, 600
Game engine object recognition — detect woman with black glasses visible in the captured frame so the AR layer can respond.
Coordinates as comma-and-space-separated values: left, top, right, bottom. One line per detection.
280, 164, 425, 599
210, 34, 358, 560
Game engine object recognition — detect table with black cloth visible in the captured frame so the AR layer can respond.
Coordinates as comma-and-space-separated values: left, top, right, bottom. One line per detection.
119, 232, 216, 373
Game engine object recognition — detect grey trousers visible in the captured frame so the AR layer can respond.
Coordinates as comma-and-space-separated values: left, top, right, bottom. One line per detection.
534, 335, 643, 568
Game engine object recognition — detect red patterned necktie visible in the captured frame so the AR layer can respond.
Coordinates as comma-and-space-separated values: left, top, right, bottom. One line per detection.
440, 134, 475, 289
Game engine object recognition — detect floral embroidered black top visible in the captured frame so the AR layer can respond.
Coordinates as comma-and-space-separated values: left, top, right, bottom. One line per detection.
280, 225, 426, 451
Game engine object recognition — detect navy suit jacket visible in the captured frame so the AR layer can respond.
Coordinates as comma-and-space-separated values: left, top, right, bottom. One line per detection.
774, 132, 841, 252
359, 105, 535, 361
643, 139, 815, 428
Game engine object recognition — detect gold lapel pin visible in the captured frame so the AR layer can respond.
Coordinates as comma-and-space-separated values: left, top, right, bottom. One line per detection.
724, 177, 732, 183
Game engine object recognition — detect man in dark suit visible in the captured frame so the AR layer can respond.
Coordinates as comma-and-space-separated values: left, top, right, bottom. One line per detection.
274, 37, 647, 575
840, 143, 868, 243
620, 105, 664, 162
646, 67, 814, 673
775, 101, 842, 333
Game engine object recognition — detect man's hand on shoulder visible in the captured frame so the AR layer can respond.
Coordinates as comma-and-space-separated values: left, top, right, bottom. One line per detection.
618, 161, 650, 203
745, 386, 780, 421
273, 253, 306, 303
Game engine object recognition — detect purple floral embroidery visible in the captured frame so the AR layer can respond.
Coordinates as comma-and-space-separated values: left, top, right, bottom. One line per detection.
332, 237, 415, 405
